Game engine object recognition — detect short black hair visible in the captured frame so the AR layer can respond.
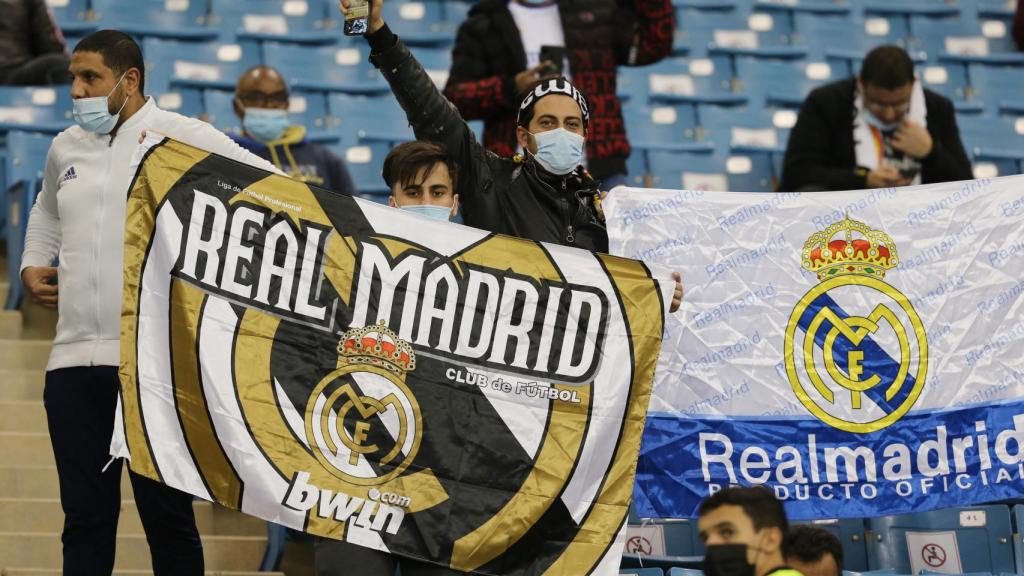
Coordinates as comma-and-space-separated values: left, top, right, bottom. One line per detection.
382, 141, 456, 192
699, 486, 789, 533
860, 45, 914, 90
783, 525, 844, 569
74, 29, 146, 93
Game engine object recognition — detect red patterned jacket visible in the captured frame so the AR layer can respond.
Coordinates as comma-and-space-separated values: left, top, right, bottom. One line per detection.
442, 0, 674, 181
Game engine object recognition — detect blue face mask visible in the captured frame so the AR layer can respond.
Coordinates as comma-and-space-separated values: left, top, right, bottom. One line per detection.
531, 128, 584, 176
243, 107, 290, 142
399, 204, 453, 221
862, 108, 902, 133
72, 72, 129, 134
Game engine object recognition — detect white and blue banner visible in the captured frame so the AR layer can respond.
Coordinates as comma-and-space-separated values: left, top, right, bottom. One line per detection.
605, 176, 1024, 520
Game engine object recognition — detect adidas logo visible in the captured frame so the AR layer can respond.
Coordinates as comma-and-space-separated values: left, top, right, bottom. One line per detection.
61, 166, 77, 183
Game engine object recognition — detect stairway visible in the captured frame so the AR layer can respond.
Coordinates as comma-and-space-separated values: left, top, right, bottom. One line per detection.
0, 251, 302, 575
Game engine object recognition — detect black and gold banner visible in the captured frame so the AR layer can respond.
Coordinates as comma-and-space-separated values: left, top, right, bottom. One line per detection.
117, 136, 668, 574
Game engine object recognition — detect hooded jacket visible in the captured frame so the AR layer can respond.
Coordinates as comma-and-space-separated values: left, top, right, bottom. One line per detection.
231, 125, 356, 196
367, 24, 608, 253
441, 0, 674, 181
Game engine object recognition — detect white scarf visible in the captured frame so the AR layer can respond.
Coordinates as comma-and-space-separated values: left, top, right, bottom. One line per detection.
853, 80, 928, 185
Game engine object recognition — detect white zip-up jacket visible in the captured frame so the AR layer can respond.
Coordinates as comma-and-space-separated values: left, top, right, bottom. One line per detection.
21, 97, 280, 371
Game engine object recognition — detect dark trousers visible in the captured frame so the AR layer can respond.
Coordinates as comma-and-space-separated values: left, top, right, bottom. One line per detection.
0, 53, 72, 85
44, 366, 204, 576
315, 538, 466, 576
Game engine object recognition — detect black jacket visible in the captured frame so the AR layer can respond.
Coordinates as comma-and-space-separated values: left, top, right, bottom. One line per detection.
779, 78, 973, 192
367, 25, 608, 253
0, 0, 66, 71
441, 0, 674, 180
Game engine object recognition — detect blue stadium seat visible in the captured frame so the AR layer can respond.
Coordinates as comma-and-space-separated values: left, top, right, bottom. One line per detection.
668, 569, 703, 576
793, 519, 870, 572
201, 90, 242, 134
917, 62, 973, 106
3, 131, 54, 309
620, 569, 665, 576
698, 105, 789, 191
627, 518, 705, 556
624, 104, 701, 149
677, 8, 803, 59
648, 148, 736, 191
415, 47, 454, 88
328, 142, 391, 197
970, 65, 1024, 112
793, 13, 901, 74
263, 42, 388, 94
46, 0, 96, 37
209, 0, 335, 44
620, 554, 705, 572
91, 0, 216, 41
866, 505, 1015, 574
0, 86, 73, 134
327, 93, 413, 147
380, 1, 455, 46
638, 56, 746, 106
142, 38, 261, 95
958, 114, 1024, 175
735, 57, 837, 109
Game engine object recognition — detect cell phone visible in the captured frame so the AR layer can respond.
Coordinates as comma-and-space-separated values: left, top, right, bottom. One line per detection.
539, 45, 566, 76
344, 0, 369, 35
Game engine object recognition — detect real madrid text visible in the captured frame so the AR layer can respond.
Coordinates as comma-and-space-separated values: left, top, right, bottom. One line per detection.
176, 190, 608, 384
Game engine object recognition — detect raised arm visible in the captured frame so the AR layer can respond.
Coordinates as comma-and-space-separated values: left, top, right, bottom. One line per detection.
340, 0, 490, 198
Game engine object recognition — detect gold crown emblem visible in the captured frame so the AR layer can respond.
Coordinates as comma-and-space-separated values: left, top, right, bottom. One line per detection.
801, 215, 898, 280
337, 321, 416, 374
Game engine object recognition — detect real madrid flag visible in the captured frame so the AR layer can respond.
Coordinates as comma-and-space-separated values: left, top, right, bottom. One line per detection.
113, 135, 671, 574
605, 177, 1024, 520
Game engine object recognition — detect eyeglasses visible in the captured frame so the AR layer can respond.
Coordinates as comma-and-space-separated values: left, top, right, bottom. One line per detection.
237, 91, 289, 107
864, 98, 911, 115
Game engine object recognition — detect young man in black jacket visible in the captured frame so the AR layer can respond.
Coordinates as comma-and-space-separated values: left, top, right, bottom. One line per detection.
779, 45, 973, 192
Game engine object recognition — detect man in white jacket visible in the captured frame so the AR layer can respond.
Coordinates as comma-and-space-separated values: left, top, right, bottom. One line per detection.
20, 30, 281, 576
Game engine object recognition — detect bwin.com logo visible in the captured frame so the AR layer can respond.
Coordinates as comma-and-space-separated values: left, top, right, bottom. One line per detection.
784, 216, 928, 433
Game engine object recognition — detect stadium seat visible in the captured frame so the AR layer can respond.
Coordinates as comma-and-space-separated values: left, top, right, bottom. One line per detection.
668, 569, 703, 576
970, 65, 1024, 112
866, 505, 1015, 574
91, 0, 216, 41
200, 89, 242, 133
677, 7, 804, 59
380, 1, 455, 46
1013, 505, 1024, 576
142, 38, 260, 98
627, 518, 705, 556
3, 131, 54, 309
327, 93, 413, 147
735, 57, 837, 109
45, 0, 96, 37
647, 148, 733, 192
209, 0, 335, 44
911, 16, 1018, 60
415, 47, 454, 88
263, 42, 389, 94
638, 56, 746, 106
793, 519, 870, 572
0, 86, 73, 134
624, 104, 701, 150
620, 554, 705, 572
793, 13, 902, 74
917, 62, 973, 106
620, 569, 665, 576
328, 142, 391, 198
698, 105, 789, 191
958, 114, 1024, 176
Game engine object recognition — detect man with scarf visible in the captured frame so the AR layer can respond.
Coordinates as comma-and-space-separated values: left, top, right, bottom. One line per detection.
778, 45, 972, 192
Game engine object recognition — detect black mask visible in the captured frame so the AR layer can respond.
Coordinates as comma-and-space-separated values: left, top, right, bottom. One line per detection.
704, 544, 757, 576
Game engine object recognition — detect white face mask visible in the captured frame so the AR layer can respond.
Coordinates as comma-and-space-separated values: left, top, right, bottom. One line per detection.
72, 72, 129, 134
530, 128, 585, 175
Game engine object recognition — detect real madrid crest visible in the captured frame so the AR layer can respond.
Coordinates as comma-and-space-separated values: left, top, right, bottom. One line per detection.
785, 216, 928, 433
304, 321, 423, 486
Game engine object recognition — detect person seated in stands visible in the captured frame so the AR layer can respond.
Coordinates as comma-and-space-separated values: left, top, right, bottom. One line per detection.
0, 0, 72, 85
383, 141, 460, 221
783, 526, 843, 576
698, 486, 803, 576
778, 45, 973, 192
231, 65, 355, 195
336, 0, 682, 309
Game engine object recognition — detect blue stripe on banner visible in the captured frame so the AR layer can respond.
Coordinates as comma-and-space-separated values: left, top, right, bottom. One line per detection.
634, 399, 1024, 520
797, 294, 914, 414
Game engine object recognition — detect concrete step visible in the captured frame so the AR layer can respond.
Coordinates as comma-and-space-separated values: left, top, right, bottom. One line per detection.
0, 401, 46, 433
0, 498, 265, 536
0, 341, 50, 371
0, 370, 44, 401
0, 432, 53, 467
1, 565, 284, 569
1, 571, 284, 576
0, 310, 21, 340
0, 532, 268, 571
0, 466, 137, 499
